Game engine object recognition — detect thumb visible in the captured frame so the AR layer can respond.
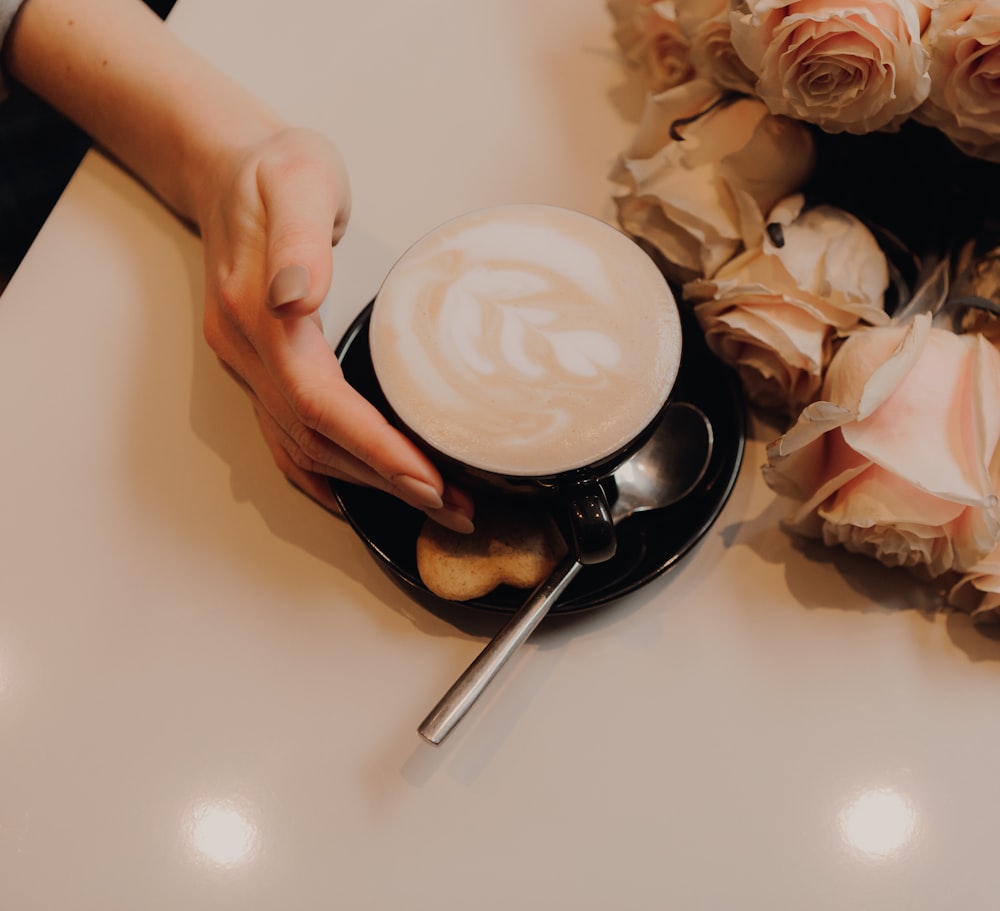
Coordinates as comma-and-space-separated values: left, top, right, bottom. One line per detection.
268, 261, 324, 319
262, 135, 351, 319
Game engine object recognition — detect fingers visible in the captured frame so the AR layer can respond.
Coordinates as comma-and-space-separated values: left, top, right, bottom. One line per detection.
214, 320, 475, 532
202, 127, 473, 532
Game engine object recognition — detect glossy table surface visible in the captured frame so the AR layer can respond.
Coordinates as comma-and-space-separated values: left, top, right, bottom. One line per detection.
3, 1, 1000, 908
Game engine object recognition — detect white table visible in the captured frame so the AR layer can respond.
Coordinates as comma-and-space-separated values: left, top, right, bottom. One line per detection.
3, 1, 999, 907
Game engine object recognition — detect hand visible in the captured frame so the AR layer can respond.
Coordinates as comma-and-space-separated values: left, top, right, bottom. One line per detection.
2, 0, 472, 528
194, 126, 474, 531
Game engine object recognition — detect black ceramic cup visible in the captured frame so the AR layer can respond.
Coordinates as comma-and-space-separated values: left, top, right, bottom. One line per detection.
368, 204, 683, 565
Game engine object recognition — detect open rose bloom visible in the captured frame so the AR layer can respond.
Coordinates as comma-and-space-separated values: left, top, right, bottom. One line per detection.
609, 0, 758, 94
915, 0, 1000, 163
729, 0, 932, 133
684, 198, 890, 412
610, 79, 815, 281
674, 0, 758, 93
607, 0, 694, 92
763, 314, 1000, 578
950, 541, 1000, 620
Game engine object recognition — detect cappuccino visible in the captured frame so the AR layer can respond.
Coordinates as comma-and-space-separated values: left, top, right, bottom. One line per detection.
370, 204, 682, 477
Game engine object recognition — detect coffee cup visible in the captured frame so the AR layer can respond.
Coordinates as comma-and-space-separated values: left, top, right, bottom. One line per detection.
369, 203, 682, 564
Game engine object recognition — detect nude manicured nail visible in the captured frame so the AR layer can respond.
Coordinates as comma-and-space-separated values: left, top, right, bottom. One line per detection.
431, 508, 475, 535
393, 475, 444, 511
268, 264, 311, 309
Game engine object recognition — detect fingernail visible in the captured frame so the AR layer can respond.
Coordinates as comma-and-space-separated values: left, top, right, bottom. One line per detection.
392, 474, 444, 511
269, 264, 311, 309
435, 488, 475, 534
430, 507, 475, 535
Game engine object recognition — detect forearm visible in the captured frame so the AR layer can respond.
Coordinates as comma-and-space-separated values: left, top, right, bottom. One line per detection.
3, 0, 284, 226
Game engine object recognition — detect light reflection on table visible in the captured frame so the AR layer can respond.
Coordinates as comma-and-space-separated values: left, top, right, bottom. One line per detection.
839, 785, 919, 863
183, 797, 261, 869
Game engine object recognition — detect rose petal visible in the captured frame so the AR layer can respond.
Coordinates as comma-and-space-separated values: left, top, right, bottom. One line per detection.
763, 410, 872, 510
824, 313, 928, 417
842, 327, 1000, 505
775, 205, 889, 315
822, 464, 967, 528
699, 299, 827, 369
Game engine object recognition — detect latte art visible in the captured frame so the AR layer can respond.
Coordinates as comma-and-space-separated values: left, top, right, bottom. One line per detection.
370, 205, 682, 476
441, 267, 622, 382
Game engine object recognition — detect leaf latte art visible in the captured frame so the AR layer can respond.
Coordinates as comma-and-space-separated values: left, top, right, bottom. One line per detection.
371, 205, 682, 476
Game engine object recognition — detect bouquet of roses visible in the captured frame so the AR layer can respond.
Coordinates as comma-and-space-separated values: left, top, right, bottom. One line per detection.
607, 0, 1000, 622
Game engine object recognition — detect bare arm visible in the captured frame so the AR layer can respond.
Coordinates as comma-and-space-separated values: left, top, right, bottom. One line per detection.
2, 0, 474, 530
6, 0, 274, 225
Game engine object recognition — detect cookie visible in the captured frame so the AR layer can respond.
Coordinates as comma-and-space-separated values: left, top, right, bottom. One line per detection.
416, 505, 568, 601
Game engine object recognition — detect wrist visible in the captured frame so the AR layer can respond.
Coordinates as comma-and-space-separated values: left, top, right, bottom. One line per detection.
176, 106, 288, 232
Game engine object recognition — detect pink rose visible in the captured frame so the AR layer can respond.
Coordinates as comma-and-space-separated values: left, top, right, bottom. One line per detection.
610, 79, 815, 281
674, 0, 758, 94
949, 542, 1000, 621
684, 199, 889, 412
608, 0, 695, 93
914, 0, 1000, 163
763, 313, 1000, 577
730, 0, 932, 133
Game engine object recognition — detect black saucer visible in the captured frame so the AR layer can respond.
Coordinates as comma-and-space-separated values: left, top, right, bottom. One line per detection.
330, 301, 746, 615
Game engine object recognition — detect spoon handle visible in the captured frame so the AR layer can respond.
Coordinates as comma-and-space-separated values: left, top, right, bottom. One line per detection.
418, 553, 583, 745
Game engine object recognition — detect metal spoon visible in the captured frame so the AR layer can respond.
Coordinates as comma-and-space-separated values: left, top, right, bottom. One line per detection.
418, 401, 715, 745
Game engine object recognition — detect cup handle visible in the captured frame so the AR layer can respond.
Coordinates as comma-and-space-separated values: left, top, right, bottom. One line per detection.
563, 480, 616, 565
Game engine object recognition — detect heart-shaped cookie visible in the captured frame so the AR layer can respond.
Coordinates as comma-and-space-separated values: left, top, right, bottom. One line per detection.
416, 505, 567, 601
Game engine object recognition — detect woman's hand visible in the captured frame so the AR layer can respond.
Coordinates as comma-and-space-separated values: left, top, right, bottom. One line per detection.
5, 1, 474, 527
195, 127, 474, 530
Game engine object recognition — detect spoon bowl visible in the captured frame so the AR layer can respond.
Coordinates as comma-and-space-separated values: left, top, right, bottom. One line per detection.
608, 401, 714, 523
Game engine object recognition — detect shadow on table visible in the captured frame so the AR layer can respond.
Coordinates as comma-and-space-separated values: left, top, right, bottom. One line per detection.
175, 234, 512, 643
727, 489, 1000, 663
945, 612, 1000, 662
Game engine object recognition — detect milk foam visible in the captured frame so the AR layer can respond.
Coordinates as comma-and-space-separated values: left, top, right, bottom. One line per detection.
370, 205, 681, 476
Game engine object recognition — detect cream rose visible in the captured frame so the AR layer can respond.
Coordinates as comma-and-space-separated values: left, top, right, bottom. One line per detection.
914, 0, 1000, 163
608, 0, 695, 93
674, 0, 758, 94
730, 0, 932, 134
684, 198, 890, 412
609, 79, 816, 281
763, 313, 1000, 577
949, 542, 1000, 621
